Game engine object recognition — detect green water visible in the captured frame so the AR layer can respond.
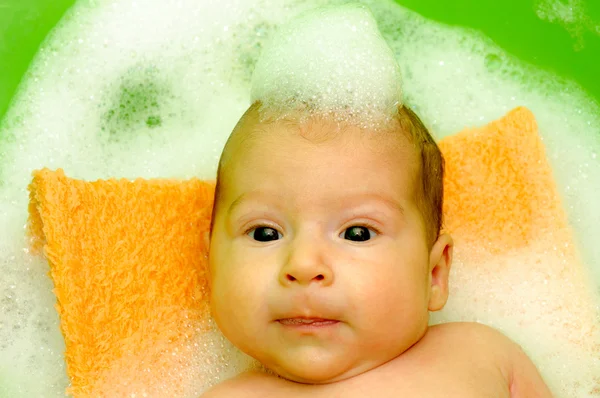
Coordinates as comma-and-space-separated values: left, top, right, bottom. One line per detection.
1, 0, 599, 125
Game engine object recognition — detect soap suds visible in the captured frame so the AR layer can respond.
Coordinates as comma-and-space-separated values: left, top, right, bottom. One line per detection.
535, 0, 600, 50
251, 4, 403, 128
0, 0, 598, 396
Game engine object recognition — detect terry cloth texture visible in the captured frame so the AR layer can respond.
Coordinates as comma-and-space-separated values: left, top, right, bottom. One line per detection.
439, 107, 599, 394
28, 171, 215, 396
28, 107, 599, 396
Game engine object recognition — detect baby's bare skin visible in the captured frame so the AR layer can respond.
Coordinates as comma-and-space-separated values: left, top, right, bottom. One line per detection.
204, 322, 551, 398
204, 107, 553, 397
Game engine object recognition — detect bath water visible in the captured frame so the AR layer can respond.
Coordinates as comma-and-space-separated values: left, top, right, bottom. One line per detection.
535, 0, 600, 51
0, 0, 599, 396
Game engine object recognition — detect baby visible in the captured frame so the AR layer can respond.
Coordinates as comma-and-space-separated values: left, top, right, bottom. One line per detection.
202, 101, 553, 397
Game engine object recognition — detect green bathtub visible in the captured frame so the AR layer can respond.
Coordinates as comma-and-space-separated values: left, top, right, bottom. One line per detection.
1, 0, 599, 121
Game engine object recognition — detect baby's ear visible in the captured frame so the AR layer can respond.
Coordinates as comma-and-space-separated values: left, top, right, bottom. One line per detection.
427, 233, 453, 311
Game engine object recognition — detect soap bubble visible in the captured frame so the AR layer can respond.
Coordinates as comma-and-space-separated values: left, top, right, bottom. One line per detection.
251, 4, 402, 128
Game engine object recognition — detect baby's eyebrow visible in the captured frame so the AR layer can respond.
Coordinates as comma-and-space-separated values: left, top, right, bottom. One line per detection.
346, 193, 405, 216
227, 191, 280, 216
226, 191, 404, 217
227, 194, 248, 216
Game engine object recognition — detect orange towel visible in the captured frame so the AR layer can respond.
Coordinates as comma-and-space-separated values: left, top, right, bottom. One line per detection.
28, 106, 599, 397
441, 107, 568, 252
439, 107, 599, 394
28, 171, 215, 396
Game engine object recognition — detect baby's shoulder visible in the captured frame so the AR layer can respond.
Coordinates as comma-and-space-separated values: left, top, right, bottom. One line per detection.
422, 322, 519, 365
428, 320, 507, 338
418, 322, 552, 397
426, 321, 515, 347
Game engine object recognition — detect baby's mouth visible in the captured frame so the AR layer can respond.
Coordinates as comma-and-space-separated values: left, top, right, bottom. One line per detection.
277, 318, 339, 326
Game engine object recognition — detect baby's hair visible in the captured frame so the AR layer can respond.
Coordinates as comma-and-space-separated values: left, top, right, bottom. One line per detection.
397, 105, 444, 246
209, 102, 444, 246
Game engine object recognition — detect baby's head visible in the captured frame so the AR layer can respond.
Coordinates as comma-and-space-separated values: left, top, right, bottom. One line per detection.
207, 102, 453, 383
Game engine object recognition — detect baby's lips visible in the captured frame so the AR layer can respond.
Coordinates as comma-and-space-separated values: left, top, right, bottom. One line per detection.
277, 318, 340, 326
272, 307, 342, 323
271, 297, 345, 323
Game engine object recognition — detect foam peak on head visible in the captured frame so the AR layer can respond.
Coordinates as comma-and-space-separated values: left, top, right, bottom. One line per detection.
250, 4, 403, 128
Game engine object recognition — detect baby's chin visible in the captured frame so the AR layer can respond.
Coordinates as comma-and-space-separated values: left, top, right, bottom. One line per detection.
268, 364, 353, 384
260, 351, 384, 384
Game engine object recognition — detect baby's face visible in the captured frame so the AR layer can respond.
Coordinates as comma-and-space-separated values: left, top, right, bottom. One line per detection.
209, 118, 451, 383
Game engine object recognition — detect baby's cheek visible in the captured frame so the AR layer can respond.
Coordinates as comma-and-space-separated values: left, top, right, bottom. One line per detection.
218, 251, 271, 309
211, 265, 263, 345
358, 266, 427, 318
346, 268, 400, 312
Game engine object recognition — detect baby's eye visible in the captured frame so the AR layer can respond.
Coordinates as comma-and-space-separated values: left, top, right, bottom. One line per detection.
342, 226, 377, 242
248, 226, 282, 242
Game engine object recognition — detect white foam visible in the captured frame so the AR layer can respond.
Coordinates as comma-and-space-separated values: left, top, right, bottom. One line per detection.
535, 0, 600, 49
0, 0, 599, 396
251, 4, 402, 126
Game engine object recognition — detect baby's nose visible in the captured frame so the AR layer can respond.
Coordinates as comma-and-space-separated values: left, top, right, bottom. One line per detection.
283, 268, 331, 284
279, 237, 333, 287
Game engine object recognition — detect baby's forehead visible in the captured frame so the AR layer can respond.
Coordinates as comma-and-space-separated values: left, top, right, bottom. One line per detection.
219, 107, 419, 179
225, 117, 419, 186
244, 112, 412, 152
